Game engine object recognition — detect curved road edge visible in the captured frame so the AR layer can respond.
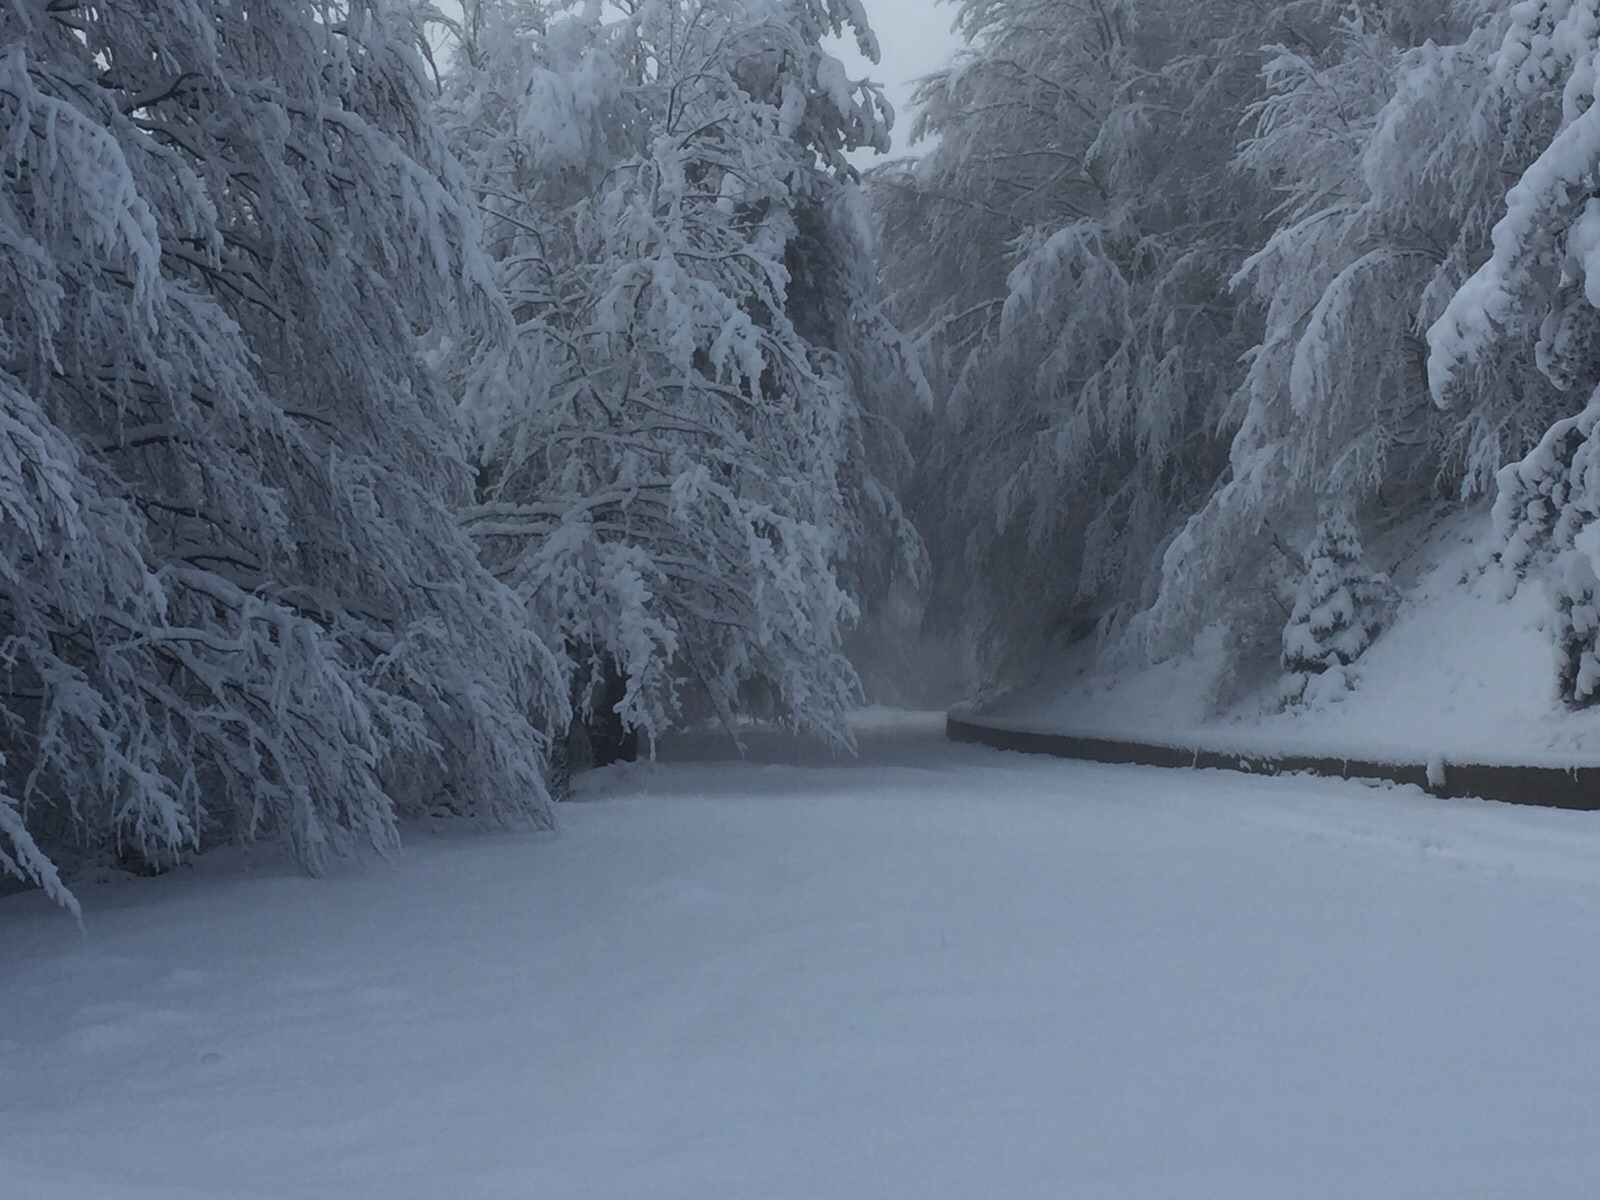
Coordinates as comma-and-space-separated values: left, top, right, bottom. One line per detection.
946, 711, 1600, 812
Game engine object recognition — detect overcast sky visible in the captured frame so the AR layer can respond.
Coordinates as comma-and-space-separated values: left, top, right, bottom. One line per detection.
827, 0, 966, 160
432, 1, 967, 162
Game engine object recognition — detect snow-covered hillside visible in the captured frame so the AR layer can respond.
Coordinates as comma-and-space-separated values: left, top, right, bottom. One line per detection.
6, 720, 1600, 1197
986, 508, 1600, 767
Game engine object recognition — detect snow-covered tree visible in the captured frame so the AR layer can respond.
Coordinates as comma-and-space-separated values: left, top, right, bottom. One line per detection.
872, 0, 1600, 705
1494, 403, 1600, 706
1281, 502, 1394, 706
1138, 2, 1541, 664
437, 0, 918, 754
1427, 0, 1600, 409
1425, 1, 1600, 709
0, 0, 563, 907
875, 0, 1340, 679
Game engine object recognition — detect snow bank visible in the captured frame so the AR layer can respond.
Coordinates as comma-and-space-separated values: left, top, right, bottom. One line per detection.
993, 508, 1600, 766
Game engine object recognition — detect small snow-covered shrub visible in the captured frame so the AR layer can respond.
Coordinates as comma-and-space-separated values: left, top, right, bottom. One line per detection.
1282, 504, 1394, 706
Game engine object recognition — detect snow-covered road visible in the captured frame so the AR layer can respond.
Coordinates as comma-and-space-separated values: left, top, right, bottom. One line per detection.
5, 715, 1600, 1198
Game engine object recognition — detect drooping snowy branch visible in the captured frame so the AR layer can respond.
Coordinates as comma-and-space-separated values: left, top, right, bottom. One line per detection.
437, 0, 919, 752
0, 0, 564, 905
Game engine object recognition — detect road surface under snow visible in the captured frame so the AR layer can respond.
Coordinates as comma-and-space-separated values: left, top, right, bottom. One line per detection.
4, 714, 1600, 1198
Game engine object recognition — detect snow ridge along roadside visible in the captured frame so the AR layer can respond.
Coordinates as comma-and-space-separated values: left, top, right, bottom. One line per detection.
946, 711, 1600, 811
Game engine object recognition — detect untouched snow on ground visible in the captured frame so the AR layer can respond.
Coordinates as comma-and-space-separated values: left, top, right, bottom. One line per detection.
6, 717, 1600, 1197
990, 509, 1600, 765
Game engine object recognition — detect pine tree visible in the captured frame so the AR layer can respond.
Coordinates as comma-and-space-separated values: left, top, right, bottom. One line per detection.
1281, 503, 1394, 705
1426, 1, 1600, 709
1494, 402, 1600, 706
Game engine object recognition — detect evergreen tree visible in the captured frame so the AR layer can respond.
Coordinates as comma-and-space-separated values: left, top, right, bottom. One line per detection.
1495, 406, 1600, 707
1281, 503, 1393, 706
1427, 1, 1600, 710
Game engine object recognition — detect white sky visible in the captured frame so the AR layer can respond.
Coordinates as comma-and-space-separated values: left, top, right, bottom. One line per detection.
430, 1, 966, 162
827, 0, 966, 160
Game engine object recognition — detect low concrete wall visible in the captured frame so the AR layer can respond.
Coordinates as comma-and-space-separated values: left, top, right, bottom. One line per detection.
946, 713, 1600, 812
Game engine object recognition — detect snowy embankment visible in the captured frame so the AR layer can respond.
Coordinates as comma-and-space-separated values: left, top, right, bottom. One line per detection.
6, 717, 1600, 1197
981, 508, 1600, 770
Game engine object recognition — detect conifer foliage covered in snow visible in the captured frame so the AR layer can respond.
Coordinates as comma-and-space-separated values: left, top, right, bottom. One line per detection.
1281, 504, 1394, 706
1426, 0, 1600, 710
1494, 404, 1600, 707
